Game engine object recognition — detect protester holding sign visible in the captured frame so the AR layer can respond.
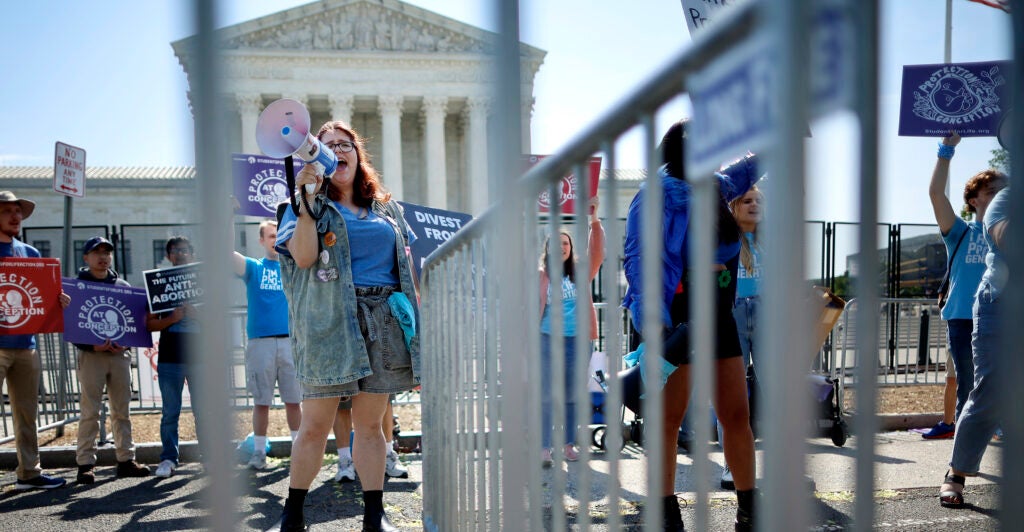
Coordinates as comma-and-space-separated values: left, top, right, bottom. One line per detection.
71, 236, 151, 483
537, 196, 604, 467
231, 219, 302, 470
0, 191, 71, 491
145, 236, 202, 479
271, 120, 420, 532
620, 122, 759, 531
923, 132, 1008, 441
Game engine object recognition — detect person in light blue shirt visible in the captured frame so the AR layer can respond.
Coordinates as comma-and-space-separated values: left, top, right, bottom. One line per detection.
923, 131, 1007, 441
232, 219, 302, 470
940, 185, 1011, 509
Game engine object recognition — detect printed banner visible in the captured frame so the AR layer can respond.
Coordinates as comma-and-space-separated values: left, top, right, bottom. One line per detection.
397, 201, 473, 278
61, 279, 152, 348
0, 257, 64, 335
142, 262, 204, 314
232, 153, 304, 217
898, 60, 1011, 137
523, 155, 602, 215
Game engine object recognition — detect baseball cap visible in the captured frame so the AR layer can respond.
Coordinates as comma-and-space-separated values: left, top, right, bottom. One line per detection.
83, 236, 114, 254
0, 191, 36, 219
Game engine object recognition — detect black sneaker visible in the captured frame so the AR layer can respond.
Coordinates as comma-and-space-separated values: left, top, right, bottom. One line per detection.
116, 460, 151, 478
15, 474, 67, 490
77, 465, 96, 484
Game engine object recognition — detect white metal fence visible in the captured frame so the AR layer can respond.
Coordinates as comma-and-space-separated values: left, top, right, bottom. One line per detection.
420, 1, 1024, 531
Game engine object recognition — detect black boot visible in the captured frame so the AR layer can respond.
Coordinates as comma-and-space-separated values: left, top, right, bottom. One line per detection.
735, 489, 755, 532
268, 489, 308, 532
363, 490, 398, 532
662, 494, 685, 531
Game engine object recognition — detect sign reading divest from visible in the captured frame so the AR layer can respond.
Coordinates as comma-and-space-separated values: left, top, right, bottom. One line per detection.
398, 201, 473, 278
142, 263, 204, 314
898, 61, 1011, 137
685, 1, 853, 177
0, 257, 64, 335
232, 153, 304, 217
54, 141, 86, 198
523, 155, 602, 215
61, 279, 152, 348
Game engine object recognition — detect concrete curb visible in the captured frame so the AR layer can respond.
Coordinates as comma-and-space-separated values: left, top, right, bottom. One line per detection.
3, 413, 943, 470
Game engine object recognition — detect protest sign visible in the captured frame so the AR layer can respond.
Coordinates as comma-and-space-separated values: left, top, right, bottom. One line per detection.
398, 201, 473, 278
61, 279, 152, 348
142, 262, 203, 314
232, 153, 304, 217
523, 155, 602, 215
898, 60, 1011, 137
0, 257, 64, 335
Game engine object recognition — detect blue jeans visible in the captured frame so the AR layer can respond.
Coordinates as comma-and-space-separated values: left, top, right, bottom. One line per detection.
950, 282, 1002, 474
946, 319, 974, 423
540, 333, 578, 448
158, 362, 197, 464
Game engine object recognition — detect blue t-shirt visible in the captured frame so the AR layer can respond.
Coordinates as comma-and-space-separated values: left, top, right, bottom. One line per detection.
981, 188, 1010, 296
0, 239, 41, 350
277, 201, 415, 287
941, 218, 988, 320
540, 275, 579, 337
240, 256, 289, 338
735, 233, 761, 299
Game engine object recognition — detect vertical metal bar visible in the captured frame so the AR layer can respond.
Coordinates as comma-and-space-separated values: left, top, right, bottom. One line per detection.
455, 249, 469, 531
526, 197, 544, 532
639, 114, 664, 532
853, 1, 881, 530
547, 181, 567, 532
600, 140, 624, 532
690, 173, 715, 532
485, 230, 501, 532
190, 0, 237, 529
1001, 6, 1024, 528
762, 1, 814, 531
472, 239, 488, 532
492, 0, 527, 526
573, 162, 593, 530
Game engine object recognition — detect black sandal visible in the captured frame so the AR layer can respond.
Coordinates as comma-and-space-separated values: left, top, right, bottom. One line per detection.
939, 470, 966, 508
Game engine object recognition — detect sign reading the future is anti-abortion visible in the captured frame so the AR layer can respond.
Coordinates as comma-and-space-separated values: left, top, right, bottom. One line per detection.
398, 201, 473, 278
898, 60, 1011, 137
142, 263, 204, 314
232, 153, 305, 217
61, 279, 152, 348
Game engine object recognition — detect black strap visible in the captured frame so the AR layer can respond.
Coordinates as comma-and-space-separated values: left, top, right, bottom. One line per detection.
284, 155, 326, 221
938, 229, 969, 294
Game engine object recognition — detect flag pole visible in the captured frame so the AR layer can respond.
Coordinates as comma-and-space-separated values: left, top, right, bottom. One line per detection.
944, 0, 952, 197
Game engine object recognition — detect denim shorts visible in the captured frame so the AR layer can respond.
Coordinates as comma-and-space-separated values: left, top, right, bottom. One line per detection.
303, 286, 418, 399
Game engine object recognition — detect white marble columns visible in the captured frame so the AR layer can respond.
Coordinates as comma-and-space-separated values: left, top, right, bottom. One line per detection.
235, 93, 263, 154
328, 94, 354, 125
465, 97, 490, 214
378, 95, 404, 199
422, 95, 448, 208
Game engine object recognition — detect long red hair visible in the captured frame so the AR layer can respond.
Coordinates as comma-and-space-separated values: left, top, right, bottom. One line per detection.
316, 121, 391, 208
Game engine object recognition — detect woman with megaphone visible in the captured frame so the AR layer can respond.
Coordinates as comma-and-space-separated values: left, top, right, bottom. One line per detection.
620, 119, 759, 531
269, 119, 420, 532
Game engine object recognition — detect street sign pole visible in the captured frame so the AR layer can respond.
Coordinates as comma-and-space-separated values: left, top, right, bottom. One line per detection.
54, 140, 86, 435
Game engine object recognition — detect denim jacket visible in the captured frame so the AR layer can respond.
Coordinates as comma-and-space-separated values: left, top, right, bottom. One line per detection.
278, 197, 421, 386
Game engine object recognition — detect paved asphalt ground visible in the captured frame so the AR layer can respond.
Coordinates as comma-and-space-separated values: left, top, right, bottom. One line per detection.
0, 431, 1003, 531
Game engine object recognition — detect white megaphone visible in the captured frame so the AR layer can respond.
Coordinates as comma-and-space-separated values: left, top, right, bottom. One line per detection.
255, 98, 337, 195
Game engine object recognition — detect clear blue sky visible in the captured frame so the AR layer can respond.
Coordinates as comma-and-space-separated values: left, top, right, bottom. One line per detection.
0, 0, 1012, 224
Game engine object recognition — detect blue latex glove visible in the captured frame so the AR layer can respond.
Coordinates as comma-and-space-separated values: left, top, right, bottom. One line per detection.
622, 342, 678, 397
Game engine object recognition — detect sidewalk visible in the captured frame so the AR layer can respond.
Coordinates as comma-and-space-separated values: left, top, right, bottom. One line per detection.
0, 427, 1002, 531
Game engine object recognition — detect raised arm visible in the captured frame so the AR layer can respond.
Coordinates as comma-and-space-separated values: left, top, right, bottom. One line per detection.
929, 131, 961, 235
586, 196, 606, 281
286, 165, 325, 269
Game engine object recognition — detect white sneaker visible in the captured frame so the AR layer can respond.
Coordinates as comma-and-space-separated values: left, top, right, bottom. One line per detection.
385, 450, 409, 479
155, 460, 176, 478
720, 464, 735, 490
247, 452, 268, 470
335, 455, 356, 483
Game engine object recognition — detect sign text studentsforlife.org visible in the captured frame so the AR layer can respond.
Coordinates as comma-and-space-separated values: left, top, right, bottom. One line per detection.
143, 263, 204, 314
61, 279, 152, 348
232, 153, 305, 217
898, 60, 1011, 137
0, 257, 64, 335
